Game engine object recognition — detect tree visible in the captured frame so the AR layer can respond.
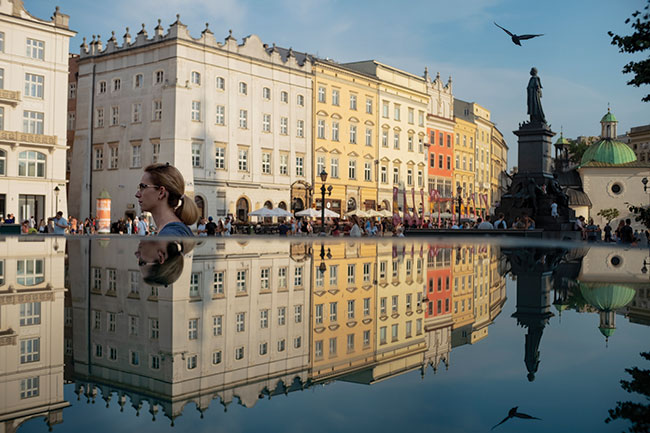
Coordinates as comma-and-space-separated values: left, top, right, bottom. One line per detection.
567, 139, 589, 164
604, 351, 650, 432
597, 208, 620, 224
608, 1, 650, 102
628, 203, 650, 229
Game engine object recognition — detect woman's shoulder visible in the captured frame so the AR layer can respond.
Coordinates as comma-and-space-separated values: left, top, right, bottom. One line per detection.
159, 222, 194, 237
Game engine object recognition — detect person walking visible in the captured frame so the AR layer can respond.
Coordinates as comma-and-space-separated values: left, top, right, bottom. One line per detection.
620, 219, 635, 244
52, 211, 68, 235
206, 216, 217, 236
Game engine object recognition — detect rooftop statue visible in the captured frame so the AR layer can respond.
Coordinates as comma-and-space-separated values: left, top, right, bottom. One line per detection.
527, 67, 546, 124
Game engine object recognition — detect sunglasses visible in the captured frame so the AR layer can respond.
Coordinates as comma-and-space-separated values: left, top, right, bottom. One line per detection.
137, 183, 160, 191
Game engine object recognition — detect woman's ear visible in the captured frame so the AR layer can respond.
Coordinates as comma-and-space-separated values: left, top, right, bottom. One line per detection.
158, 186, 168, 200
157, 249, 166, 264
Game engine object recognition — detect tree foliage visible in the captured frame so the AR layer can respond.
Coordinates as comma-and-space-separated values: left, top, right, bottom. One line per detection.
605, 351, 650, 432
567, 139, 589, 164
597, 208, 620, 224
608, 1, 650, 102
628, 204, 650, 229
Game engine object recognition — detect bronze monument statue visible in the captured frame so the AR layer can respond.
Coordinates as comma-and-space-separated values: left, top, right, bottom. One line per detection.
527, 67, 546, 124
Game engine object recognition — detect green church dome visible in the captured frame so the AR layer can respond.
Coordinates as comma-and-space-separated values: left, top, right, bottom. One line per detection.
580, 138, 637, 166
578, 283, 636, 311
599, 326, 616, 338
555, 135, 570, 146
601, 111, 617, 123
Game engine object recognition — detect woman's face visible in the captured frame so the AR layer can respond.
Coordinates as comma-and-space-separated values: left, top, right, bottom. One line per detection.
135, 172, 161, 212
135, 240, 168, 265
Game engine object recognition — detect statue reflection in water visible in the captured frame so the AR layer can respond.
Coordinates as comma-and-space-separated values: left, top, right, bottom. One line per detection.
135, 240, 194, 286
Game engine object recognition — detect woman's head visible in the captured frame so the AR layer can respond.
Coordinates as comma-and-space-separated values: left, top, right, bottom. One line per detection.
138, 163, 200, 226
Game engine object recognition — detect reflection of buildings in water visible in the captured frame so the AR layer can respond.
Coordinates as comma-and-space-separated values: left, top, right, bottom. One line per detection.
572, 247, 650, 339
423, 245, 452, 374
68, 240, 311, 423
0, 238, 68, 432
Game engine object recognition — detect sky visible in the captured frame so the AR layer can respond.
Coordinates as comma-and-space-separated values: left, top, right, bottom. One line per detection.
25, 0, 650, 168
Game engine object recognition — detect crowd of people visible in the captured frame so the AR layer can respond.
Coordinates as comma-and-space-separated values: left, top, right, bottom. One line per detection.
574, 216, 650, 245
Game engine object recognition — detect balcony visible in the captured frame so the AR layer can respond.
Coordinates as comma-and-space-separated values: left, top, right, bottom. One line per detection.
0, 130, 58, 148
0, 89, 21, 106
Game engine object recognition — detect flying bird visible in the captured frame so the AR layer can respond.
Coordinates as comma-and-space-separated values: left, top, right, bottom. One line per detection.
494, 22, 544, 46
491, 406, 542, 430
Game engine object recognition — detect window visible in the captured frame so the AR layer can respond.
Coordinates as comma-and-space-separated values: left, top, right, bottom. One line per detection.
280, 117, 288, 135
239, 82, 247, 95
216, 76, 225, 90
382, 130, 388, 147
259, 342, 268, 355
215, 147, 225, 170
297, 94, 304, 106
20, 377, 39, 399
295, 305, 303, 323
235, 347, 244, 360
262, 87, 271, 100
191, 143, 202, 167
94, 343, 103, 357
18, 151, 45, 178
0, 149, 4, 175
152, 142, 160, 163
315, 340, 323, 357
380, 297, 387, 315
347, 334, 354, 351
191, 71, 201, 85
294, 266, 303, 286
407, 168, 413, 186
24, 73, 44, 98
191, 101, 201, 121
236, 269, 247, 292
347, 299, 355, 319
350, 94, 357, 110
239, 110, 248, 128
447, 135, 452, 147
0, 33, 4, 52
350, 125, 357, 144
297, 120, 304, 137
20, 338, 40, 363
316, 156, 325, 176
296, 156, 304, 176
150, 355, 160, 370
98, 81, 107, 94
109, 347, 117, 360
381, 166, 387, 183
419, 111, 424, 126
408, 135, 413, 152
330, 157, 339, 178
318, 86, 326, 103
447, 156, 451, 170
408, 108, 414, 124
278, 267, 287, 288
394, 132, 400, 149
213, 315, 223, 336
112, 78, 121, 92
0, 107, 3, 130
418, 170, 423, 187
132, 103, 141, 123
364, 162, 372, 181
110, 106, 119, 126
365, 128, 372, 146
406, 321, 412, 338
363, 298, 371, 316
153, 100, 162, 121
279, 154, 288, 175
23, 111, 44, 134
150, 318, 159, 339
236, 312, 246, 332
131, 143, 141, 167
26, 38, 44, 60
329, 337, 337, 356
393, 167, 399, 184
380, 326, 387, 344
391, 324, 398, 341
134, 73, 144, 88
330, 302, 338, 321
394, 105, 401, 120
382, 101, 389, 118
315, 304, 323, 324
186, 354, 197, 369
261, 152, 271, 174
294, 336, 302, 349
332, 122, 339, 141
348, 160, 356, 180
20, 302, 41, 326
109, 146, 118, 169
278, 307, 286, 325
363, 330, 370, 346
189, 272, 200, 297
260, 309, 269, 328
262, 114, 271, 132
188, 319, 198, 340
366, 98, 373, 114
281, 91, 288, 102
129, 316, 139, 336
212, 351, 222, 365
238, 148, 248, 171
155, 70, 164, 84
439, 154, 443, 169
317, 120, 325, 139
332, 89, 339, 106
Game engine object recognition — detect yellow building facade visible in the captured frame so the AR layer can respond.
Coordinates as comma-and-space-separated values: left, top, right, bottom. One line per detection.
490, 127, 508, 208
453, 117, 477, 214
312, 61, 380, 214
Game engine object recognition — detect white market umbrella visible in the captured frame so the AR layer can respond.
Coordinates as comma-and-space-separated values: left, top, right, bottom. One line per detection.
270, 208, 293, 218
345, 209, 370, 218
378, 209, 393, 218
248, 207, 275, 218
296, 208, 340, 218
365, 209, 384, 218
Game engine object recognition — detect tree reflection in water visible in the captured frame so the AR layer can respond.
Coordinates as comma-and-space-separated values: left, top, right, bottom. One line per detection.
605, 351, 650, 432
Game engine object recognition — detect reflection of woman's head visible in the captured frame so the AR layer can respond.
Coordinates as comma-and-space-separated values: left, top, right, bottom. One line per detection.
136, 240, 193, 286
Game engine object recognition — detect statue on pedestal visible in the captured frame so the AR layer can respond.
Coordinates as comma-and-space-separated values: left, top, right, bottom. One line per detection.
527, 67, 546, 124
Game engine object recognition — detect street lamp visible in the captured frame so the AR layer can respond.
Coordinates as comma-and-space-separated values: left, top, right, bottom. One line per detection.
319, 170, 331, 234
456, 185, 462, 225
54, 186, 60, 214
642, 177, 648, 192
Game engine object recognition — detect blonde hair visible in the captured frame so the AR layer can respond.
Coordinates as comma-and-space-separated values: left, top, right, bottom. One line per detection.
140, 240, 194, 286
144, 163, 200, 226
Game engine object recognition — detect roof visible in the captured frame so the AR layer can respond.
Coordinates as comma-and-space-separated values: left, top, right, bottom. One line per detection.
580, 160, 650, 168
554, 134, 570, 145
580, 138, 637, 166
557, 169, 582, 188
566, 188, 592, 207
601, 110, 618, 123
579, 283, 636, 311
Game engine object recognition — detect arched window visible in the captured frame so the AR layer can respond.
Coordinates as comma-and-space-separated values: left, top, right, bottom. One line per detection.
194, 196, 205, 219
347, 197, 357, 212
236, 197, 249, 222
0, 149, 6, 175
18, 151, 45, 177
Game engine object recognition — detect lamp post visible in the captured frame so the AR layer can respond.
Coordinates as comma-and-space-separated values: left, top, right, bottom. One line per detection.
456, 185, 462, 225
642, 177, 648, 192
54, 186, 60, 214
319, 170, 331, 234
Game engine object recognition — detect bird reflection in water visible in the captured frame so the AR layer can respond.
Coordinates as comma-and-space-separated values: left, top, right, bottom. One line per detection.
491, 406, 542, 430
135, 239, 194, 286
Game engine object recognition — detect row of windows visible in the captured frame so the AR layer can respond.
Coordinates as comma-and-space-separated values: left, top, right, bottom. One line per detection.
314, 292, 422, 325
0, 108, 46, 135
0, 259, 44, 285
314, 332, 372, 357
0, 149, 47, 178
317, 86, 373, 113
0, 70, 46, 98
315, 155, 425, 186
429, 131, 452, 147
316, 121, 425, 152
0, 34, 44, 60
429, 153, 453, 170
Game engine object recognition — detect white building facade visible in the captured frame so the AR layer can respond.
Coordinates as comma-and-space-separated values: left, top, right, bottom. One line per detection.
0, 2, 75, 222
70, 19, 312, 223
